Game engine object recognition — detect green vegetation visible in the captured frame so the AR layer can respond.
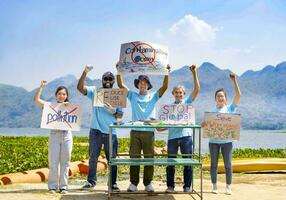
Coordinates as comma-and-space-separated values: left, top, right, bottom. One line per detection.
0, 136, 285, 175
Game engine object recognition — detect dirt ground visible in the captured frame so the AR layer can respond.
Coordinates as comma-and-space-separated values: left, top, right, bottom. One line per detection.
0, 173, 285, 200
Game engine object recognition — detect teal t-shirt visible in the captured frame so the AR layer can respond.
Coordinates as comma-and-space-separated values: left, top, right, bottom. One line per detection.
128, 90, 160, 131
208, 102, 237, 144
168, 96, 194, 140
86, 86, 123, 134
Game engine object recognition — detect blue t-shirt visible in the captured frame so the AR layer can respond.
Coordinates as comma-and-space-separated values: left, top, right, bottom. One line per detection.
128, 90, 160, 131
208, 102, 237, 144
168, 96, 194, 140
86, 86, 123, 134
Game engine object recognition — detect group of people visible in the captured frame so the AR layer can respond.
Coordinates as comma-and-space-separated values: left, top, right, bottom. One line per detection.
34, 63, 241, 195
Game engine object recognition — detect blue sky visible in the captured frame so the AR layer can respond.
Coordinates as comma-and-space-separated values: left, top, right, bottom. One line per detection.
1, 0, 286, 90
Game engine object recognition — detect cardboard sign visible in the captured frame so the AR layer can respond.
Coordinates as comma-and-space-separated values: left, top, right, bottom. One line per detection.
94, 88, 127, 108
118, 41, 169, 75
157, 104, 195, 125
41, 102, 82, 131
202, 112, 241, 140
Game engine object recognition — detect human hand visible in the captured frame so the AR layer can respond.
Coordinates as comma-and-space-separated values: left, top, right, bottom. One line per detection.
104, 102, 116, 114
201, 121, 207, 128
41, 80, 48, 87
189, 65, 197, 73
230, 73, 236, 81
166, 64, 171, 72
116, 62, 119, 70
84, 65, 93, 73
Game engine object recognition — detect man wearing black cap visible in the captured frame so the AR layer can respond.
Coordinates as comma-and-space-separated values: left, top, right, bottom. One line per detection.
77, 65, 123, 192
117, 64, 170, 192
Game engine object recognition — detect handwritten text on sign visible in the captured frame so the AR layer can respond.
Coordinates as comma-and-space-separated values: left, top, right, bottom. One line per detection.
94, 88, 127, 108
202, 112, 241, 140
157, 104, 195, 125
41, 103, 82, 131
118, 41, 169, 75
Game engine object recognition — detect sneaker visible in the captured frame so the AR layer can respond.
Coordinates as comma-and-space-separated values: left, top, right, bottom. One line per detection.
48, 189, 56, 193
145, 183, 155, 192
183, 187, 191, 192
212, 184, 218, 194
81, 182, 95, 190
165, 186, 174, 193
112, 184, 120, 192
127, 183, 138, 192
59, 189, 68, 194
225, 185, 232, 195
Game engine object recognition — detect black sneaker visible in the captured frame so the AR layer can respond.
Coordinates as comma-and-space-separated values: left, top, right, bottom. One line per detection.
81, 182, 95, 190
59, 189, 68, 194
112, 184, 120, 192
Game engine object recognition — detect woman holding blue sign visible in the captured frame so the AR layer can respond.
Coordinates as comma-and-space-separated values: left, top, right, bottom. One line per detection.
202, 73, 241, 195
34, 81, 72, 194
165, 65, 200, 193
116, 63, 170, 193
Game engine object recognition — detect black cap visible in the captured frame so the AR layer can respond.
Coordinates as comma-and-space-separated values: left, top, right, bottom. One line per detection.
134, 75, 153, 90
102, 72, 115, 80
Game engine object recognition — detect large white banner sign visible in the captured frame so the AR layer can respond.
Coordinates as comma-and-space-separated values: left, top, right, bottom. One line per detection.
157, 104, 195, 125
94, 88, 127, 108
202, 112, 241, 140
118, 41, 169, 75
41, 102, 82, 131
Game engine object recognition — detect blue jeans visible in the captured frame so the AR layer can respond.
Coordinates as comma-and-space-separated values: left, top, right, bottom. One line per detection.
87, 129, 118, 186
209, 142, 233, 185
166, 136, 193, 189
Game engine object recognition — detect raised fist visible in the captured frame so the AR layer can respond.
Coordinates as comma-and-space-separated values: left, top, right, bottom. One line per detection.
84, 65, 93, 73
41, 80, 48, 87
189, 64, 196, 73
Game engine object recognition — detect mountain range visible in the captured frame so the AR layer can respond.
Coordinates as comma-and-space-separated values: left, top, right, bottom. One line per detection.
1, 61, 285, 130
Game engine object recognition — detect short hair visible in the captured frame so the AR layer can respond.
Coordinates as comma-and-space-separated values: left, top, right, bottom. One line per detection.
172, 85, 186, 94
215, 88, 227, 100
55, 86, 69, 102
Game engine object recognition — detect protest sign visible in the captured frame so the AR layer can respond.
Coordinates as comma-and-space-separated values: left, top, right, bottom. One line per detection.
41, 102, 82, 131
94, 88, 127, 108
118, 41, 169, 75
157, 104, 195, 125
202, 112, 241, 140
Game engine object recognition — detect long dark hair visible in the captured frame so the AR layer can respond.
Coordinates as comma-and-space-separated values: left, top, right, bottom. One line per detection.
215, 88, 227, 100
55, 86, 69, 102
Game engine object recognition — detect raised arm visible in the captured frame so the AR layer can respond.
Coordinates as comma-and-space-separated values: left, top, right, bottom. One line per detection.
34, 80, 48, 108
158, 64, 170, 97
230, 73, 241, 106
77, 65, 93, 95
190, 65, 200, 101
116, 63, 129, 91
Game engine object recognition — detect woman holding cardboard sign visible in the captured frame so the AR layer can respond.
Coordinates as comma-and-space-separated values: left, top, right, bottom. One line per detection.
165, 65, 200, 193
34, 81, 72, 194
202, 73, 241, 195
116, 63, 170, 193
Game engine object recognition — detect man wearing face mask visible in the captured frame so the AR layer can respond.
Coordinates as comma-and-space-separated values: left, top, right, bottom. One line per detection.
77, 65, 123, 192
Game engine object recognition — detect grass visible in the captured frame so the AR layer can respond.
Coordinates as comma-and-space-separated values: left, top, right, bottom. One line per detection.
0, 136, 285, 176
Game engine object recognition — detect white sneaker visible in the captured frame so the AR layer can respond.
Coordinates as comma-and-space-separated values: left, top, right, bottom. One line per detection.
127, 183, 138, 192
212, 183, 218, 194
48, 189, 56, 193
225, 185, 232, 195
145, 183, 155, 192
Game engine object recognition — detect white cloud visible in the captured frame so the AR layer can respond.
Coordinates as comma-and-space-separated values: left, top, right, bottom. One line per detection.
154, 14, 259, 74
168, 14, 218, 44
